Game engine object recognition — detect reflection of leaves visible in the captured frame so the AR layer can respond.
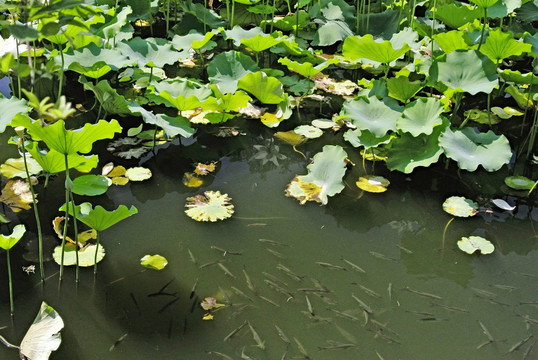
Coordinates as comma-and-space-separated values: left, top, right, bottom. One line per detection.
107, 137, 151, 159
184, 191, 234, 222
0, 179, 36, 212
250, 138, 287, 166
19, 302, 64, 360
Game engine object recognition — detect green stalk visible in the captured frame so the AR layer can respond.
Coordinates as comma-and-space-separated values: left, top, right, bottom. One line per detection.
231, 0, 235, 29
94, 231, 100, 275
270, 0, 276, 33
203, 0, 207, 33
6, 249, 14, 316
19, 135, 44, 282
59, 155, 71, 281
56, 45, 65, 106
295, 1, 300, 38
366, 0, 370, 33
442, 217, 455, 249
69, 191, 79, 283
476, 7, 487, 52
166, 0, 171, 34
226, 0, 230, 28
526, 109, 538, 160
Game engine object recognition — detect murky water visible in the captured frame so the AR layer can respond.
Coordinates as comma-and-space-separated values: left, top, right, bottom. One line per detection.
1, 123, 537, 360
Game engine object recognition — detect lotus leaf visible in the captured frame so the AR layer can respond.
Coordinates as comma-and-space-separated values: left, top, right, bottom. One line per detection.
178, 1, 225, 28
0, 224, 25, 250
118, 37, 184, 68
312, 118, 337, 129
0, 96, 27, 133
111, 177, 129, 186
72, 175, 110, 196
439, 127, 512, 172
171, 32, 215, 51
94, 5, 132, 40
344, 129, 392, 149
274, 130, 307, 146
127, 102, 194, 138
386, 120, 448, 173
505, 85, 534, 109
356, 175, 390, 193
469, 0, 499, 8
0, 213, 10, 224
457, 236, 494, 255
433, 30, 474, 53
79, 78, 132, 116
479, 28, 532, 62
490, 106, 524, 119
463, 109, 501, 125
184, 191, 234, 222
342, 96, 403, 137
149, 79, 213, 111
0, 179, 35, 212
516, 1, 538, 22
240, 34, 280, 53
107, 165, 127, 177
342, 34, 410, 64
442, 196, 479, 217
504, 176, 535, 190
314, 76, 358, 96
19, 302, 64, 360
62, 202, 138, 232
491, 199, 516, 211
499, 70, 538, 85
387, 76, 423, 103
223, 26, 265, 46
294, 125, 323, 139
0, 157, 42, 178
312, 20, 353, 47
25, 143, 99, 174
278, 57, 337, 79
52, 243, 105, 266
429, 51, 498, 95
140, 254, 168, 270
194, 163, 217, 176
61, 43, 131, 71
237, 72, 285, 104
207, 50, 259, 94
183, 172, 203, 188
125, 167, 152, 181
285, 145, 348, 205
489, 0, 523, 18
398, 98, 444, 136
434, 3, 482, 29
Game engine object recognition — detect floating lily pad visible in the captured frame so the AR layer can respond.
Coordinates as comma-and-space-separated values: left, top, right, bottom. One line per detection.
294, 125, 323, 139
504, 176, 535, 190
442, 196, 478, 217
0, 157, 42, 179
457, 236, 494, 255
356, 175, 390, 193
52, 243, 105, 266
125, 167, 152, 181
140, 254, 168, 270
72, 175, 110, 196
19, 302, 64, 360
184, 191, 234, 222
194, 162, 217, 176
0, 224, 26, 250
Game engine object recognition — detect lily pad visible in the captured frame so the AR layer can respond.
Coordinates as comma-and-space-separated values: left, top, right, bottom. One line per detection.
52, 243, 105, 266
504, 176, 535, 190
442, 196, 478, 217
184, 191, 234, 222
125, 167, 152, 181
19, 302, 64, 360
356, 175, 390, 193
0, 223, 26, 250
457, 236, 494, 255
294, 125, 323, 139
72, 175, 110, 196
0, 157, 42, 179
140, 254, 168, 270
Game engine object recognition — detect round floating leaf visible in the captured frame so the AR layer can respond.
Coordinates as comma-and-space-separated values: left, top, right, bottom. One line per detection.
294, 125, 323, 139
72, 175, 110, 196
140, 254, 168, 270
185, 191, 234, 222
0, 223, 26, 250
439, 127, 512, 172
0, 157, 42, 179
491, 198, 516, 211
125, 167, 152, 181
457, 236, 494, 255
19, 302, 64, 360
356, 175, 390, 193
312, 118, 337, 129
53, 243, 105, 266
398, 97, 444, 136
504, 176, 535, 190
442, 196, 479, 217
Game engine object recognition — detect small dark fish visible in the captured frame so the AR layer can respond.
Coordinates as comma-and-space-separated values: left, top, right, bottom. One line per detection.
259, 295, 280, 307
310, 278, 330, 292
231, 286, 254, 302
243, 268, 256, 293
218, 263, 236, 278
248, 322, 265, 350
240, 347, 255, 360
274, 324, 291, 344
276, 264, 303, 281
223, 320, 248, 341
109, 333, 128, 352
369, 251, 397, 262
130, 293, 139, 310
327, 308, 360, 321
351, 293, 373, 314
419, 317, 447, 322
266, 248, 286, 259
190, 278, 198, 299
517, 314, 538, 326
259, 238, 288, 246
298, 288, 331, 293
158, 297, 180, 314
316, 262, 347, 271
187, 249, 197, 264
520, 301, 538, 305
318, 343, 357, 351
406, 310, 436, 317
199, 260, 224, 269
353, 282, 381, 298
211, 246, 242, 256
341, 257, 366, 273
511, 271, 536, 278
506, 334, 533, 354
476, 296, 510, 307
396, 245, 413, 254
402, 286, 442, 300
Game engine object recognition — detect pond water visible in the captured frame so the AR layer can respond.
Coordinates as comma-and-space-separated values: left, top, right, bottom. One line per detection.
0, 121, 537, 360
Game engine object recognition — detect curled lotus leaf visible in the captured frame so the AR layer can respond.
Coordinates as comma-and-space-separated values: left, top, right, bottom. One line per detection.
0, 224, 26, 250
457, 236, 494, 255
442, 196, 478, 217
184, 191, 234, 222
140, 254, 168, 270
356, 175, 390, 193
52, 243, 105, 266
19, 302, 64, 360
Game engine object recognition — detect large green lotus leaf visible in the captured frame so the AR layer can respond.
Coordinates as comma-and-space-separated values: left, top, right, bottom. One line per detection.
342, 34, 410, 64
19, 302, 64, 360
439, 127, 512, 172
278, 57, 337, 79
223, 25, 265, 46
171, 32, 215, 51
79, 77, 132, 116
312, 20, 353, 46
343, 128, 392, 148
0, 157, 42, 178
149, 79, 213, 111
433, 30, 474, 53
140, 254, 168, 270
0, 96, 27, 133
214, 91, 252, 113
117, 37, 182, 68
489, 0, 522, 18
207, 51, 259, 94
240, 33, 281, 52
342, 96, 403, 137
479, 28, 532, 62
237, 71, 285, 104
387, 76, 423, 103
94, 5, 132, 40
72, 175, 110, 196
179, 0, 226, 28
62, 202, 138, 232
505, 85, 534, 109
184, 190, 234, 222
12, 114, 121, 155
457, 236, 494, 255
504, 175, 535, 190
430, 50, 498, 95
0, 223, 25, 250
268, 11, 310, 32
66, 61, 111, 79
500, 70, 538, 85
524, 33, 538, 56
127, 102, 194, 138
25, 143, 99, 174
434, 3, 482, 28
398, 97, 444, 136
286, 145, 348, 205
515, 0, 538, 21
61, 43, 131, 71
443, 196, 479, 217
386, 120, 448, 173
52, 243, 105, 266
469, 0, 499, 7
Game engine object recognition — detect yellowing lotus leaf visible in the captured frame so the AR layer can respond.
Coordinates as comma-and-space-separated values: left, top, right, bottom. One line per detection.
125, 167, 152, 181
101, 162, 114, 176
0, 157, 42, 178
140, 254, 168, 270
356, 175, 390, 193
194, 162, 217, 176
0, 179, 36, 212
111, 176, 129, 185
184, 191, 234, 222
285, 176, 322, 204
200, 297, 225, 310
183, 172, 203, 187
52, 216, 75, 245
106, 165, 126, 177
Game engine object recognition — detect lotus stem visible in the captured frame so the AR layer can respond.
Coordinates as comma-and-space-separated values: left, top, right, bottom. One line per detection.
526, 108, 538, 160
231, 0, 235, 29
56, 45, 65, 106
6, 249, 14, 316
0, 334, 19, 349
165, 0, 170, 34
477, 7, 487, 52
528, 180, 538, 197
69, 191, 79, 284
442, 217, 455, 249
94, 231, 100, 275
270, 0, 276, 33
203, 0, 207, 33
59, 154, 71, 281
